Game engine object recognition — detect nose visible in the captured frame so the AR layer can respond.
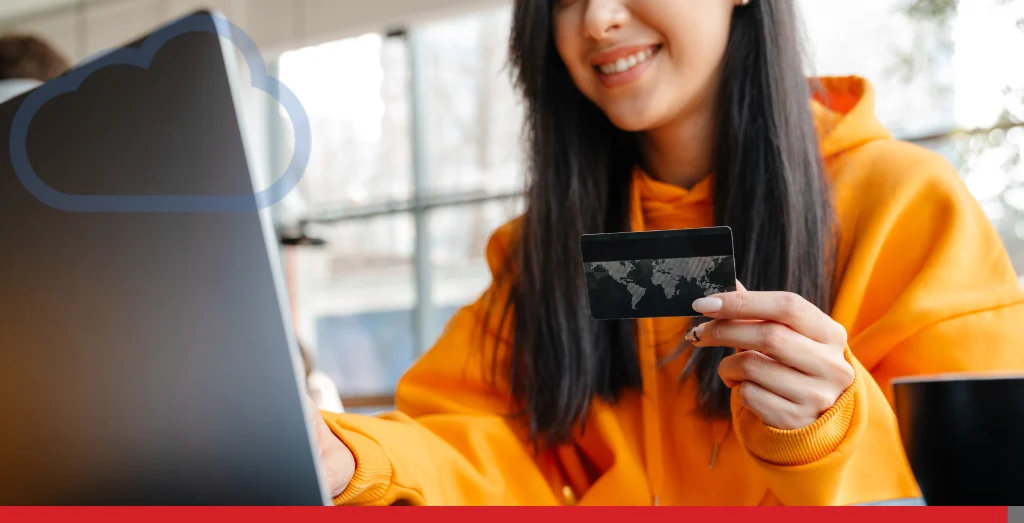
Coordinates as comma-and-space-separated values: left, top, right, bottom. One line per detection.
583, 0, 630, 41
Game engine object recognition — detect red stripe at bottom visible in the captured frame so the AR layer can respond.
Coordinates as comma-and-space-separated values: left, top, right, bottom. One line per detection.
0, 506, 1010, 523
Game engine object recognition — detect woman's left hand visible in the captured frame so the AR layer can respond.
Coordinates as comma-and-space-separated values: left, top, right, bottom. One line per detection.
686, 282, 854, 430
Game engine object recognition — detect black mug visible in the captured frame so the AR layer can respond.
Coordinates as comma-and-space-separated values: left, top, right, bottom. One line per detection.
893, 375, 1024, 505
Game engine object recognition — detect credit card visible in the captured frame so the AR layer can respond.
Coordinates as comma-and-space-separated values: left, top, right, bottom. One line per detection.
580, 226, 737, 319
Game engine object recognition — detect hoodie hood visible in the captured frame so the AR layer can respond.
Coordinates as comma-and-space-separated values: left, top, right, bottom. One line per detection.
812, 76, 893, 159
634, 76, 894, 211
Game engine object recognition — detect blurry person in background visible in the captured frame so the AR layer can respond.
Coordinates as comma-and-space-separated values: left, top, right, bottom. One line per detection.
0, 33, 71, 104
299, 341, 344, 414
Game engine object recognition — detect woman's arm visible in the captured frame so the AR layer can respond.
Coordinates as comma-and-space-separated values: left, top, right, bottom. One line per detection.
688, 286, 920, 505
310, 222, 570, 506
702, 142, 1024, 505
315, 301, 562, 506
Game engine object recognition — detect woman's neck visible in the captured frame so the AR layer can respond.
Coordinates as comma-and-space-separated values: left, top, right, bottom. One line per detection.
639, 103, 718, 190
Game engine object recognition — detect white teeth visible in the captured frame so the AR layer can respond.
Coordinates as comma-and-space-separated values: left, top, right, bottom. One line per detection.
598, 47, 656, 76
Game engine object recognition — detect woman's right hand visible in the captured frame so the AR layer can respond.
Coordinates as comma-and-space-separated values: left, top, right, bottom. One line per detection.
306, 395, 355, 498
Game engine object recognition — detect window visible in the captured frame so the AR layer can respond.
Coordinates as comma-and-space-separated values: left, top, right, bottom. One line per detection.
798, 0, 956, 137
279, 34, 413, 211
277, 5, 524, 405
288, 213, 417, 399
428, 199, 524, 335
418, 6, 525, 343
418, 7, 524, 196
800, 0, 1024, 276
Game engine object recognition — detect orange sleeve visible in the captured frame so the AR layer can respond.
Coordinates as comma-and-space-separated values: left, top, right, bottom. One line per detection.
733, 141, 1024, 505
321, 223, 564, 506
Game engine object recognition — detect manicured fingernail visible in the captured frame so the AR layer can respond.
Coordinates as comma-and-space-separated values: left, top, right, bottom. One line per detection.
684, 324, 705, 344
692, 297, 723, 314
684, 326, 697, 343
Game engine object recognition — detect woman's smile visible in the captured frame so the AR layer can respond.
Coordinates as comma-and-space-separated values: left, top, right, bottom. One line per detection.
590, 43, 662, 88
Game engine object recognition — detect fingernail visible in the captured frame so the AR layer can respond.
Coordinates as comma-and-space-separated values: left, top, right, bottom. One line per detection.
692, 297, 723, 314
684, 326, 697, 343
685, 324, 705, 344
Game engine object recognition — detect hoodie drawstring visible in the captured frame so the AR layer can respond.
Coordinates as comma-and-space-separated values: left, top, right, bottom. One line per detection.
710, 419, 732, 469
638, 316, 665, 506
630, 187, 666, 506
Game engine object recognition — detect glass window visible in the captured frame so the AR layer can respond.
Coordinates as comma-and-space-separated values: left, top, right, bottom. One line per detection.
429, 198, 525, 333
279, 30, 425, 400
417, 6, 525, 197
289, 213, 417, 397
798, 0, 956, 137
278, 33, 412, 213
800, 0, 1024, 278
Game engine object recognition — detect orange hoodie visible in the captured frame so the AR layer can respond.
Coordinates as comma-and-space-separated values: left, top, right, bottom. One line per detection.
321, 76, 1024, 506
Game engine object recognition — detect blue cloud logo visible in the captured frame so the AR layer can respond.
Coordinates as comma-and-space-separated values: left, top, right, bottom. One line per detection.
8, 12, 311, 212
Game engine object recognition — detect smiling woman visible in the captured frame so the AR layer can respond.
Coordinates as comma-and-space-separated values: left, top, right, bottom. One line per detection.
511, 0, 835, 433
304, 0, 1024, 507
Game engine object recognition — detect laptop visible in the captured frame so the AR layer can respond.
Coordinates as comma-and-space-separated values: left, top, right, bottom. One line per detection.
0, 11, 330, 505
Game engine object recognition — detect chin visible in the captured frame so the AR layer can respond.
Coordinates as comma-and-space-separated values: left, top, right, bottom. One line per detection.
604, 110, 660, 133
595, 95, 666, 132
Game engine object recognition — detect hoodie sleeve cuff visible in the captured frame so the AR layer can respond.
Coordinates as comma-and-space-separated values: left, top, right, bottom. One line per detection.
324, 418, 394, 506
733, 346, 859, 467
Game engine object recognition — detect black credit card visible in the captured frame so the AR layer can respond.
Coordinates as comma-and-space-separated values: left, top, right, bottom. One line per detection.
580, 226, 737, 319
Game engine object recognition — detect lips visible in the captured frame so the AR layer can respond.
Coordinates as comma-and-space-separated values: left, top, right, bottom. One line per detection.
590, 44, 661, 88
596, 47, 656, 75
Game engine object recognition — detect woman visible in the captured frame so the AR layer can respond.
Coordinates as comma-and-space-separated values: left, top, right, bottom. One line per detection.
310, 0, 1024, 505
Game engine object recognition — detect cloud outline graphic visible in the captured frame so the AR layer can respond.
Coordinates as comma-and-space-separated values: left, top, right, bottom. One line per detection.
8, 12, 311, 212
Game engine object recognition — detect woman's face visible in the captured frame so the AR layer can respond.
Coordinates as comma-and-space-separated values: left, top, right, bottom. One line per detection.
553, 0, 738, 132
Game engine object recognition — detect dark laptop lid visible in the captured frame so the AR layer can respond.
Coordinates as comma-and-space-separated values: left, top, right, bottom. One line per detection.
0, 11, 328, 505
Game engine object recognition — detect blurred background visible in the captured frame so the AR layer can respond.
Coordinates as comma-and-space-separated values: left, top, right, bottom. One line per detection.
2, 0, 1022, 413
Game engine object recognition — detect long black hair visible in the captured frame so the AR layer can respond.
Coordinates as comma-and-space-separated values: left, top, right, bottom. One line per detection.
499, 0, 835, 447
